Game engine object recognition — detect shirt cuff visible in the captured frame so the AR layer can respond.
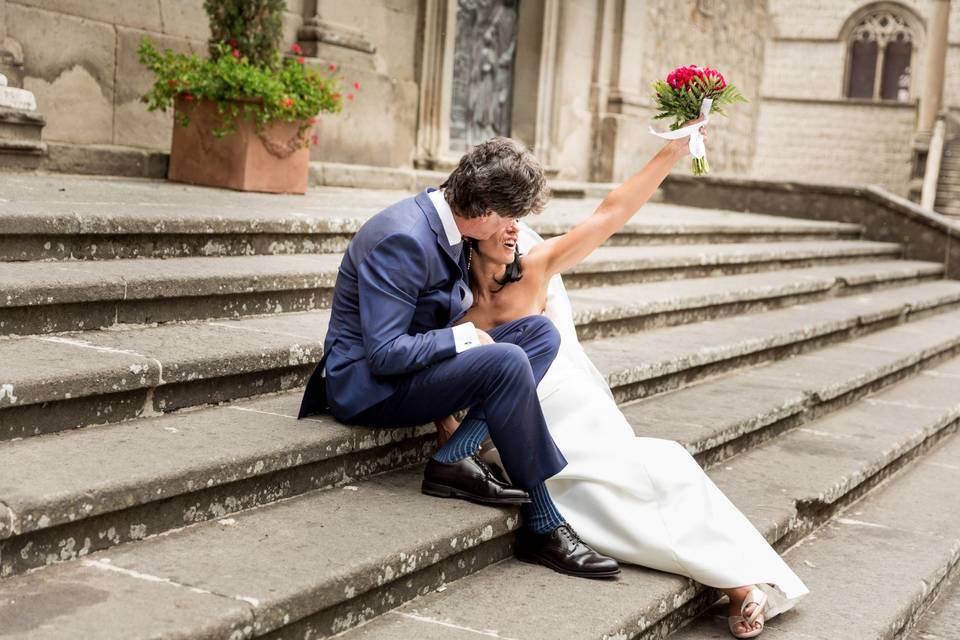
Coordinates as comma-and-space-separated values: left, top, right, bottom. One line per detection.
452, 322, 481, 353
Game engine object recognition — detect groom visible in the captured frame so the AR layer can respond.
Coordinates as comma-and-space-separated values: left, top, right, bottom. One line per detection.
299, 137, 619, 578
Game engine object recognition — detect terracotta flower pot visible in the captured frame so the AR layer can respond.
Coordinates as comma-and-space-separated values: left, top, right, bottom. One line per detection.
167, 98, 310, 194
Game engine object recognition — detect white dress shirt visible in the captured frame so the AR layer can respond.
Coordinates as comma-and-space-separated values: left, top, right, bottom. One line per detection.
428, 189, 481, 353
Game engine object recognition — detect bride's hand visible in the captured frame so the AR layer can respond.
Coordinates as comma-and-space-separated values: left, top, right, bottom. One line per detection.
435, 414, 461, 446
668, 115, 707, 158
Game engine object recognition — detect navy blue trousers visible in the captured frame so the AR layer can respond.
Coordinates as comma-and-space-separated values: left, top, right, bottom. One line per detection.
350, 315, 568, 490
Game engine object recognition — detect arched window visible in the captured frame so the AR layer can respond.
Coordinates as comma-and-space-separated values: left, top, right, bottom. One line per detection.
844, 8, 918, 102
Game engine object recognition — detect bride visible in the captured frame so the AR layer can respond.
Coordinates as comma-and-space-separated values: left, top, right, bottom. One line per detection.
439, 123, 809, 638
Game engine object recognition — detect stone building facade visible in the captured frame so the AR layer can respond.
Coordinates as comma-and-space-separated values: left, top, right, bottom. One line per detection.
0, 0, 957, 197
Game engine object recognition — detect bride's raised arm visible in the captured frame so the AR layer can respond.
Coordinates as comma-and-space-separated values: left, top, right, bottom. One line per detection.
526, 116, 705, 277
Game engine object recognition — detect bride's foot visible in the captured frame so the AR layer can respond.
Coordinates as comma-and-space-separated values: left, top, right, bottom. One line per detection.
725, 586, 766, 638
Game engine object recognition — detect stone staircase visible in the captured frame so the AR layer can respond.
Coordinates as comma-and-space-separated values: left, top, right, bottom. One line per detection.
935, 138, 960, 217
0, 173, 958, 639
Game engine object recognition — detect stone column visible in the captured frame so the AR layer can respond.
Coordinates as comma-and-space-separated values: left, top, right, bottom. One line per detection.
589, 0, 650, 181
414, 0, 457, 169
918, 0, 950, 133
296, 0, 376, 70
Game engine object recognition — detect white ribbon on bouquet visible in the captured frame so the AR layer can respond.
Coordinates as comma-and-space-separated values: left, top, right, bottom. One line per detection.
648, 97, 713, 159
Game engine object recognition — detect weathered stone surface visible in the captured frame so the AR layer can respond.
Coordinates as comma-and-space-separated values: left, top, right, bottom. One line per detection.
338, 365, 960, 640
113, 27, 204, 150
0, 390, 427, 538
0, 335, 160, 410
585, 280, 960, 398
0, 468, 520, 638
7, 0, 164, 32
9, 3, 115, 144
0, 553, 253, 640
662, 175, 960, 280
908, 571, 960, 640
674, 432, 960, 640
0, 310, 328, 417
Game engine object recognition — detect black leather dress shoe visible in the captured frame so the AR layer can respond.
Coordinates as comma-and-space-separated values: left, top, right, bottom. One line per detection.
515, 523, 621, 579
422, 454, 531, 505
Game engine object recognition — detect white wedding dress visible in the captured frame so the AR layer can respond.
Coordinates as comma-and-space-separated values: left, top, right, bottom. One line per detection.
515, 224, 809, 618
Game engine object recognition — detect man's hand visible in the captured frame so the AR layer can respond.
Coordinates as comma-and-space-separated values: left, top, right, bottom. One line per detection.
476, 329, 495, 345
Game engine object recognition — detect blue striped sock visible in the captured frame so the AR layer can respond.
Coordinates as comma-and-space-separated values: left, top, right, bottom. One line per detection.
522, 482, 565, 534
432, 417, 490, 463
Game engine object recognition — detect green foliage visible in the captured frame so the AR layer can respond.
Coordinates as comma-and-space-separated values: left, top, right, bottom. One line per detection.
205, 0, 285, 68
137, 39, 343, 140
652, 75, 748, 131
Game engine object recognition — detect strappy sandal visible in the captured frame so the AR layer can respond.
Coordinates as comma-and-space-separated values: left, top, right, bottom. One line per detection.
728, 587, 767, 638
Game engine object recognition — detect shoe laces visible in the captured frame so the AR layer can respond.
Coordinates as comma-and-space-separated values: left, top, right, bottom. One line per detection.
469, 453, 496, 479
558, 523, 583, 546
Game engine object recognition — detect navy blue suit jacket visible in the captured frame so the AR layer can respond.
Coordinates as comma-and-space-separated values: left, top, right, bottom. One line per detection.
298, 189, 473, 421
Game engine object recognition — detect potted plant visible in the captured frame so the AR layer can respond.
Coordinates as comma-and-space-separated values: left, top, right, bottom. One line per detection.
137, 0, 347, 194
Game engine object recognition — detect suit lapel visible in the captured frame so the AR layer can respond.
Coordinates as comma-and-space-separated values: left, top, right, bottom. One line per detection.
416, 189, 465, 278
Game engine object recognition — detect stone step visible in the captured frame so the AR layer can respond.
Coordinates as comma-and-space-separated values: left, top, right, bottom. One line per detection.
3, 280, 959, 443
673, 430, 960, 640
0, 245, 922, 335
325, 359, 960, 639
571, 260, 941, 339
3, 307, 960, 579
1, 357, 958, 638
0, 174, 863, 260
906, 570, 960, 640
584, 280, 960, 403
563, 240, 902, 289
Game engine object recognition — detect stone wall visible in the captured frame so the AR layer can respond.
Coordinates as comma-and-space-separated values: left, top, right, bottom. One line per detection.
5, 0, 305, 150
306, 0, 420, 168
751, 99, 917, 195
588, 0, 771, 183
2, 0, 959, 193
754, 0, 960, 196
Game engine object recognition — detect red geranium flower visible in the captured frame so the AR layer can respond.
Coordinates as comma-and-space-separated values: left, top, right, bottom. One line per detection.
353, 81, 361, 91
328, 63, 337, 72
311, 134, 319, 145
167, 79, 177, 87
182, 93, 194, 103
297, 56, 305, 64
283, 96, 294, 108
347, 92, 355, 101
291, 43, 302, 54
232, 48, 241, 59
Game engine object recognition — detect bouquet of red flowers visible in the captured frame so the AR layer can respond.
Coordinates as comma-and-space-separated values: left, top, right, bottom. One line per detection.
649, 65, 746, 175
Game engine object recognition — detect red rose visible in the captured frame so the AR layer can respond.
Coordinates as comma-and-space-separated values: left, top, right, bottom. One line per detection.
328, 63, 337, 72
291, 43, 302, 54
297, 56, 305, 64
353, 81, 361, 90
232, 48, 241, 59
183, 93, 194, 103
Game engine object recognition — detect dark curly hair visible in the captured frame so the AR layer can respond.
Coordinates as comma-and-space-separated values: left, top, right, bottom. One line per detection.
440, 137, 550, 220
